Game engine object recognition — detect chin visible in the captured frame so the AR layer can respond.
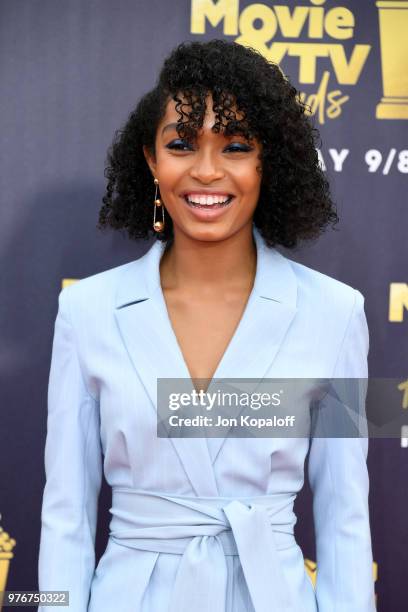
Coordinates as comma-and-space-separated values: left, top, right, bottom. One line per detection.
178, 224, 234, 243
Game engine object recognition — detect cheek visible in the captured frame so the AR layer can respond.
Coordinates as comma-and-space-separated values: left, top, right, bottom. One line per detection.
155, 157, 184, 196
236, 165, 262, 196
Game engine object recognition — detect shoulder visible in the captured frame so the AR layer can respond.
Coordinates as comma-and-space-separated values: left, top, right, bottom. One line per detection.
280, 253, 369, 373
56, 257, 142, 322
284, 253, 365, 319
276, 252, 367, 357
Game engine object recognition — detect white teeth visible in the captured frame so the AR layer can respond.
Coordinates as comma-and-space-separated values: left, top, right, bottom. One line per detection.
186, 194, 230, 206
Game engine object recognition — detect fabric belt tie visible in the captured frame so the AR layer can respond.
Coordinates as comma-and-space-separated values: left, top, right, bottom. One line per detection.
109, 487, 297, 612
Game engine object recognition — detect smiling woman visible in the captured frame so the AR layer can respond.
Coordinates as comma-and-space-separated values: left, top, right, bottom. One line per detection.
98, 39, 337, 250
38, 39, 376, 612
142, 90, 263, 243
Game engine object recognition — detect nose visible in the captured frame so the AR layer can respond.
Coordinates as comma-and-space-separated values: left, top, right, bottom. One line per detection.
189, 148, 225, 183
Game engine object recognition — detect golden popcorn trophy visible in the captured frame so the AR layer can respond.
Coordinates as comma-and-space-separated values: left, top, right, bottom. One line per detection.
304, 558, 378, 606
376, 0, 408, 119
304, 558, 317, 586
0, 515, 16, 611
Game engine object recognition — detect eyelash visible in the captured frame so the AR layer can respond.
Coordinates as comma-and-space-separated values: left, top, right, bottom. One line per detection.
166, 140, 253, 153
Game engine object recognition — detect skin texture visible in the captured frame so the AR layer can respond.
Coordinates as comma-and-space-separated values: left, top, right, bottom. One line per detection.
142, 93, 263, 388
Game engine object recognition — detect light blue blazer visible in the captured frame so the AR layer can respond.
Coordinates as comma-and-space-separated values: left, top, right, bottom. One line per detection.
38, 225, 376, 612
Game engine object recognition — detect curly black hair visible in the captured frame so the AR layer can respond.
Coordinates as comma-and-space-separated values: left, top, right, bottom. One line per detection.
97, 39, 338, 249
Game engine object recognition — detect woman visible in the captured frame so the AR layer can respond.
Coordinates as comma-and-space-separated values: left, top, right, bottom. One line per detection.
38, 40, 376, 611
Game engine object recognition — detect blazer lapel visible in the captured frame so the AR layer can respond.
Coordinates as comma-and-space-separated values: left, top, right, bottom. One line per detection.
203, 229, 298, 463
114, 241, 220, 496
113, 226, 298, 495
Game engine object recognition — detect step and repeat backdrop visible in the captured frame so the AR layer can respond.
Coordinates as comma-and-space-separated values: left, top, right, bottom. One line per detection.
1, 1, 407, 610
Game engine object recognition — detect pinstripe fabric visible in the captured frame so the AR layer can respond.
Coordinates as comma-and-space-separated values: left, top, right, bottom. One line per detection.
38, 226, 375, 611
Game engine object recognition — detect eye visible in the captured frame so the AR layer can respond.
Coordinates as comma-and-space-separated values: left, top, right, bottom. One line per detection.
165, 140, 193, 151
225, 143, 253, 153
166, 140, 253, 153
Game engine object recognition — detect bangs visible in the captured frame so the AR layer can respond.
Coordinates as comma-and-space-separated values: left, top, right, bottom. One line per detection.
166, 87, 260, 144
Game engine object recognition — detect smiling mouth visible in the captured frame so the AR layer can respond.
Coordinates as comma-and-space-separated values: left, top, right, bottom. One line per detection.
183, 195, 235, 209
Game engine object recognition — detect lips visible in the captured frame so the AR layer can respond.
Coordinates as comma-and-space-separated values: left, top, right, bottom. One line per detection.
181, 191, 234, 198
181, 191, 235, 208
180, 193, 235, 220
183, 195, 234, 208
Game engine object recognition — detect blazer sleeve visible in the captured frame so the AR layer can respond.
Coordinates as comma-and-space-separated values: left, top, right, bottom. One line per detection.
38, 286, 103, 611
307, 289, 376, 611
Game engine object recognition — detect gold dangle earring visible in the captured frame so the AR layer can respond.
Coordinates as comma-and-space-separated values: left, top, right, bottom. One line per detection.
153, 178, 165, 232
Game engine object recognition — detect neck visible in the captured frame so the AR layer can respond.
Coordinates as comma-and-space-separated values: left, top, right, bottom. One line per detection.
159, 225, 257, 296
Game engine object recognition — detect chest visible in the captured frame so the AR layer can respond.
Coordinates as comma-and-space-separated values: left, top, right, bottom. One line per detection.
162, 291, 249, 386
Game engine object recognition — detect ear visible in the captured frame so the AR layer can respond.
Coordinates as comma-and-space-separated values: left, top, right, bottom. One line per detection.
143, 145, 157, 179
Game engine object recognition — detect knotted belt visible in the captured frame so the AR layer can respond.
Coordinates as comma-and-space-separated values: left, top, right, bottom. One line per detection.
109, 487, 297, 612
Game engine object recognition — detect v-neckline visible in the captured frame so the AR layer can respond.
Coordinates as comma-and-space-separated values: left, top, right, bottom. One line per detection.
152, 251, 259, 394
158, 276, 257, 393
113, 226, 299, 477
